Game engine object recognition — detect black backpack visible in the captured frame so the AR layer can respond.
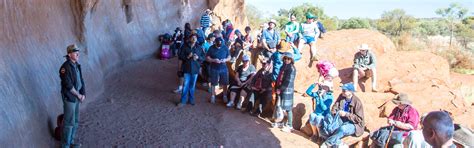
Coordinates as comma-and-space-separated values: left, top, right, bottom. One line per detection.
54, 114, 64, 141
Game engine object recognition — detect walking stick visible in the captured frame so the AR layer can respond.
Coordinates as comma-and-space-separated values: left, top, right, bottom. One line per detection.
384, 125, 395, 148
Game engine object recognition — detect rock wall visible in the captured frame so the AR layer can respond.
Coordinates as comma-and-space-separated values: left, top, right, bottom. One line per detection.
0, 0, 244, 146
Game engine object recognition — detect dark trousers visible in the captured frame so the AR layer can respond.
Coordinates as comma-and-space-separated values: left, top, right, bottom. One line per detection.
251, 90, 272, 114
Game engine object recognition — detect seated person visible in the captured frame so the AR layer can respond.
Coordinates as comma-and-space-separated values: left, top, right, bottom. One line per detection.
249, 59, 273, 116
226, 55, 256, 109
422, 111, 455, 148
306, 82, 334, 141
370, 93, 420, 147
352, 43, 378, 92
321, 83, 365, 147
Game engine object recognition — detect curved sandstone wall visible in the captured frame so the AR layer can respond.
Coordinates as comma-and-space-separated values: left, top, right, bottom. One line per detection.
0, 0, 245, 146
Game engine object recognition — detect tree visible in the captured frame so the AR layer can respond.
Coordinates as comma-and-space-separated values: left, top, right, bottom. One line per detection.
340, 17, 371, 29
376, 9, 416, 36
245, 4, 265, 31
272, 3, 338, 31
456, 16, 474, 49
436, 3, 469, 47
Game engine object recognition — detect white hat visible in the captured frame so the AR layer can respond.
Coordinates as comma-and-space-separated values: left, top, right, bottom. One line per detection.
268, 19, 277, 25
358, 44, 370, 50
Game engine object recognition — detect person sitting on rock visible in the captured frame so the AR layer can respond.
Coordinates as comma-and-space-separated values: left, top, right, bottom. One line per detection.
274, 52, 297, 133
249, 59, 273, 117
261, 19, 280, 59
321, 83, 365, 147
298, 12, 320, 61
305, 60, 338, 141
370, 93, 420, 147
200, 9, 213, 36
227, 55, 256, 110
206, 37, 231, 104
422, 111, 455, 148
352, 43, 378, 92
285, 14, 301, 44
177, 34, 205, 107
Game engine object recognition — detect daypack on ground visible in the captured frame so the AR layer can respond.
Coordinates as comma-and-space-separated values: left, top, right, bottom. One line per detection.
54, 114, 64, 141
159, 33, 172, 59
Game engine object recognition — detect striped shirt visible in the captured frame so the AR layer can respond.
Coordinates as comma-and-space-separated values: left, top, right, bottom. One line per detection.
200, 14, 211, 28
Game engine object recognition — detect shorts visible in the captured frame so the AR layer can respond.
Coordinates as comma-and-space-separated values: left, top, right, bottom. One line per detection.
309, 113, 324, 126
303, 36, 316, 44
209, 68, 229, 86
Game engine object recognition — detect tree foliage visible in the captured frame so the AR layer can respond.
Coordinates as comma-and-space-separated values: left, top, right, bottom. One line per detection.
376, 9, 416, 36
436, 2, 469, 46
271, 3, 337, 31
340, 17, 371, 29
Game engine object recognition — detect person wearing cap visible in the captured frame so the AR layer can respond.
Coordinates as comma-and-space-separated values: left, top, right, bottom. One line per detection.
422, 111, 455, 148
195, 27, 206, 46
177, 34, 205, 107
352, 43, 377, 92
261, 19, 281, 59
59, 44, 86, 147
285, 14, 301, 44
200, 9, 213, 36
171, 27, 183, 57
174, 23, 194, 93
227, 55, 256, 109
298, 12, 320, 61
230, 29, 244, 63
274, 52, 297, 133
249, 59, 273, 116
370, 93, 420, 147
206, 37, 231, 104
305, 80, 334, 141
321, 83, 365, 147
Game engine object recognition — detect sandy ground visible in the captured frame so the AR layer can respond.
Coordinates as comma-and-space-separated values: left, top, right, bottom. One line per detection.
75, 58, 317, 147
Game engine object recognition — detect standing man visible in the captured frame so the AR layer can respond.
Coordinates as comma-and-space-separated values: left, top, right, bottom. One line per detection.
285, 14, 301, 44
261, 19, 280, 59
298, 12, 320, 61
206, 37, 231, 104
177, 34, 205, 107
59, 44, 85, 148
352, 43, 378, 92
200, 9, 213, 36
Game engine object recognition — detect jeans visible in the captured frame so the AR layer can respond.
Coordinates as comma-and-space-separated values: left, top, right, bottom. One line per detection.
62, 99, 80, 148
181, 73, 198, 104
324, 123, 356, 145
309, 113, 325, 127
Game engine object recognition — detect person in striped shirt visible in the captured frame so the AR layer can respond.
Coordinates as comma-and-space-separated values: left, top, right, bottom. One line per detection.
200, 9, 213, 36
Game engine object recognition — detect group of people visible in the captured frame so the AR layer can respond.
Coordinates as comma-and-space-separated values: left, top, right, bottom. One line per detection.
56, 8, 469, 148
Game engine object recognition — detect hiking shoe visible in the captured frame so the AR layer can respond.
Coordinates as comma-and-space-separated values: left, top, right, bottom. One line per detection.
173, 87, 182, 93
281, 126, 293, 133
372, 88, 379, 92
230, 57, 237, 63
210, 96, 216, 104
176, 103, 185, 108
319, 143, 329, 148
226, 102, 234, 108
311, 55, 318, 61
271, 123, 279, 128
339, 143, 349, 148
236, 102, 242, 110
223, 96, 228, 103
71, 143, 82, 148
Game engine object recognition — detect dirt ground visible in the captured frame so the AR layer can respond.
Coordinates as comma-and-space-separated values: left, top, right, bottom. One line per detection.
75, 58, 317, 147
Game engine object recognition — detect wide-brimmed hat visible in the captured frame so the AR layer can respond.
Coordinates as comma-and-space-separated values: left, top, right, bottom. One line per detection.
205, 9, 212, 13
67, 44, 80, 54
453, 124, 474, 147
358, 44, 371, 50
278, 41, 291, 53
268, 19, 277, 25
282, 52, 294, 60
392, 93, 412, 105
341, 83, 355, 92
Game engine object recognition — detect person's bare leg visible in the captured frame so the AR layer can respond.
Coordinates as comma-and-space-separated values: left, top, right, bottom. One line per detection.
228, 91, 236, 106
298, 39, 305, 53
222, 85, 228, 103
310, 42, 318, 61
352, 69, 359, 91
371, 68, 378, 92
210, 86, 217, 104
237, 91, 247, 109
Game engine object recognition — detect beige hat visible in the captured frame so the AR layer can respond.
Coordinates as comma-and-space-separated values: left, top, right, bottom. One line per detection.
67, 44, 80, 53
268, 19, 277, 25
392, 93, 412, 105
358, 44, 370, 50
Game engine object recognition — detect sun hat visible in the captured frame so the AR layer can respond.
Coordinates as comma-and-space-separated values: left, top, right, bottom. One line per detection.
392, 93, 412, 105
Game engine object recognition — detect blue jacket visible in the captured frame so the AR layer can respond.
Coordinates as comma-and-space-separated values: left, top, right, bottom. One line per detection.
306, 84, 333, 116
179, 43, 205, 74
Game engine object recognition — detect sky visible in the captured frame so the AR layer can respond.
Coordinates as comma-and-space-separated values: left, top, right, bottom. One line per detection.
246, 0, 474, 19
